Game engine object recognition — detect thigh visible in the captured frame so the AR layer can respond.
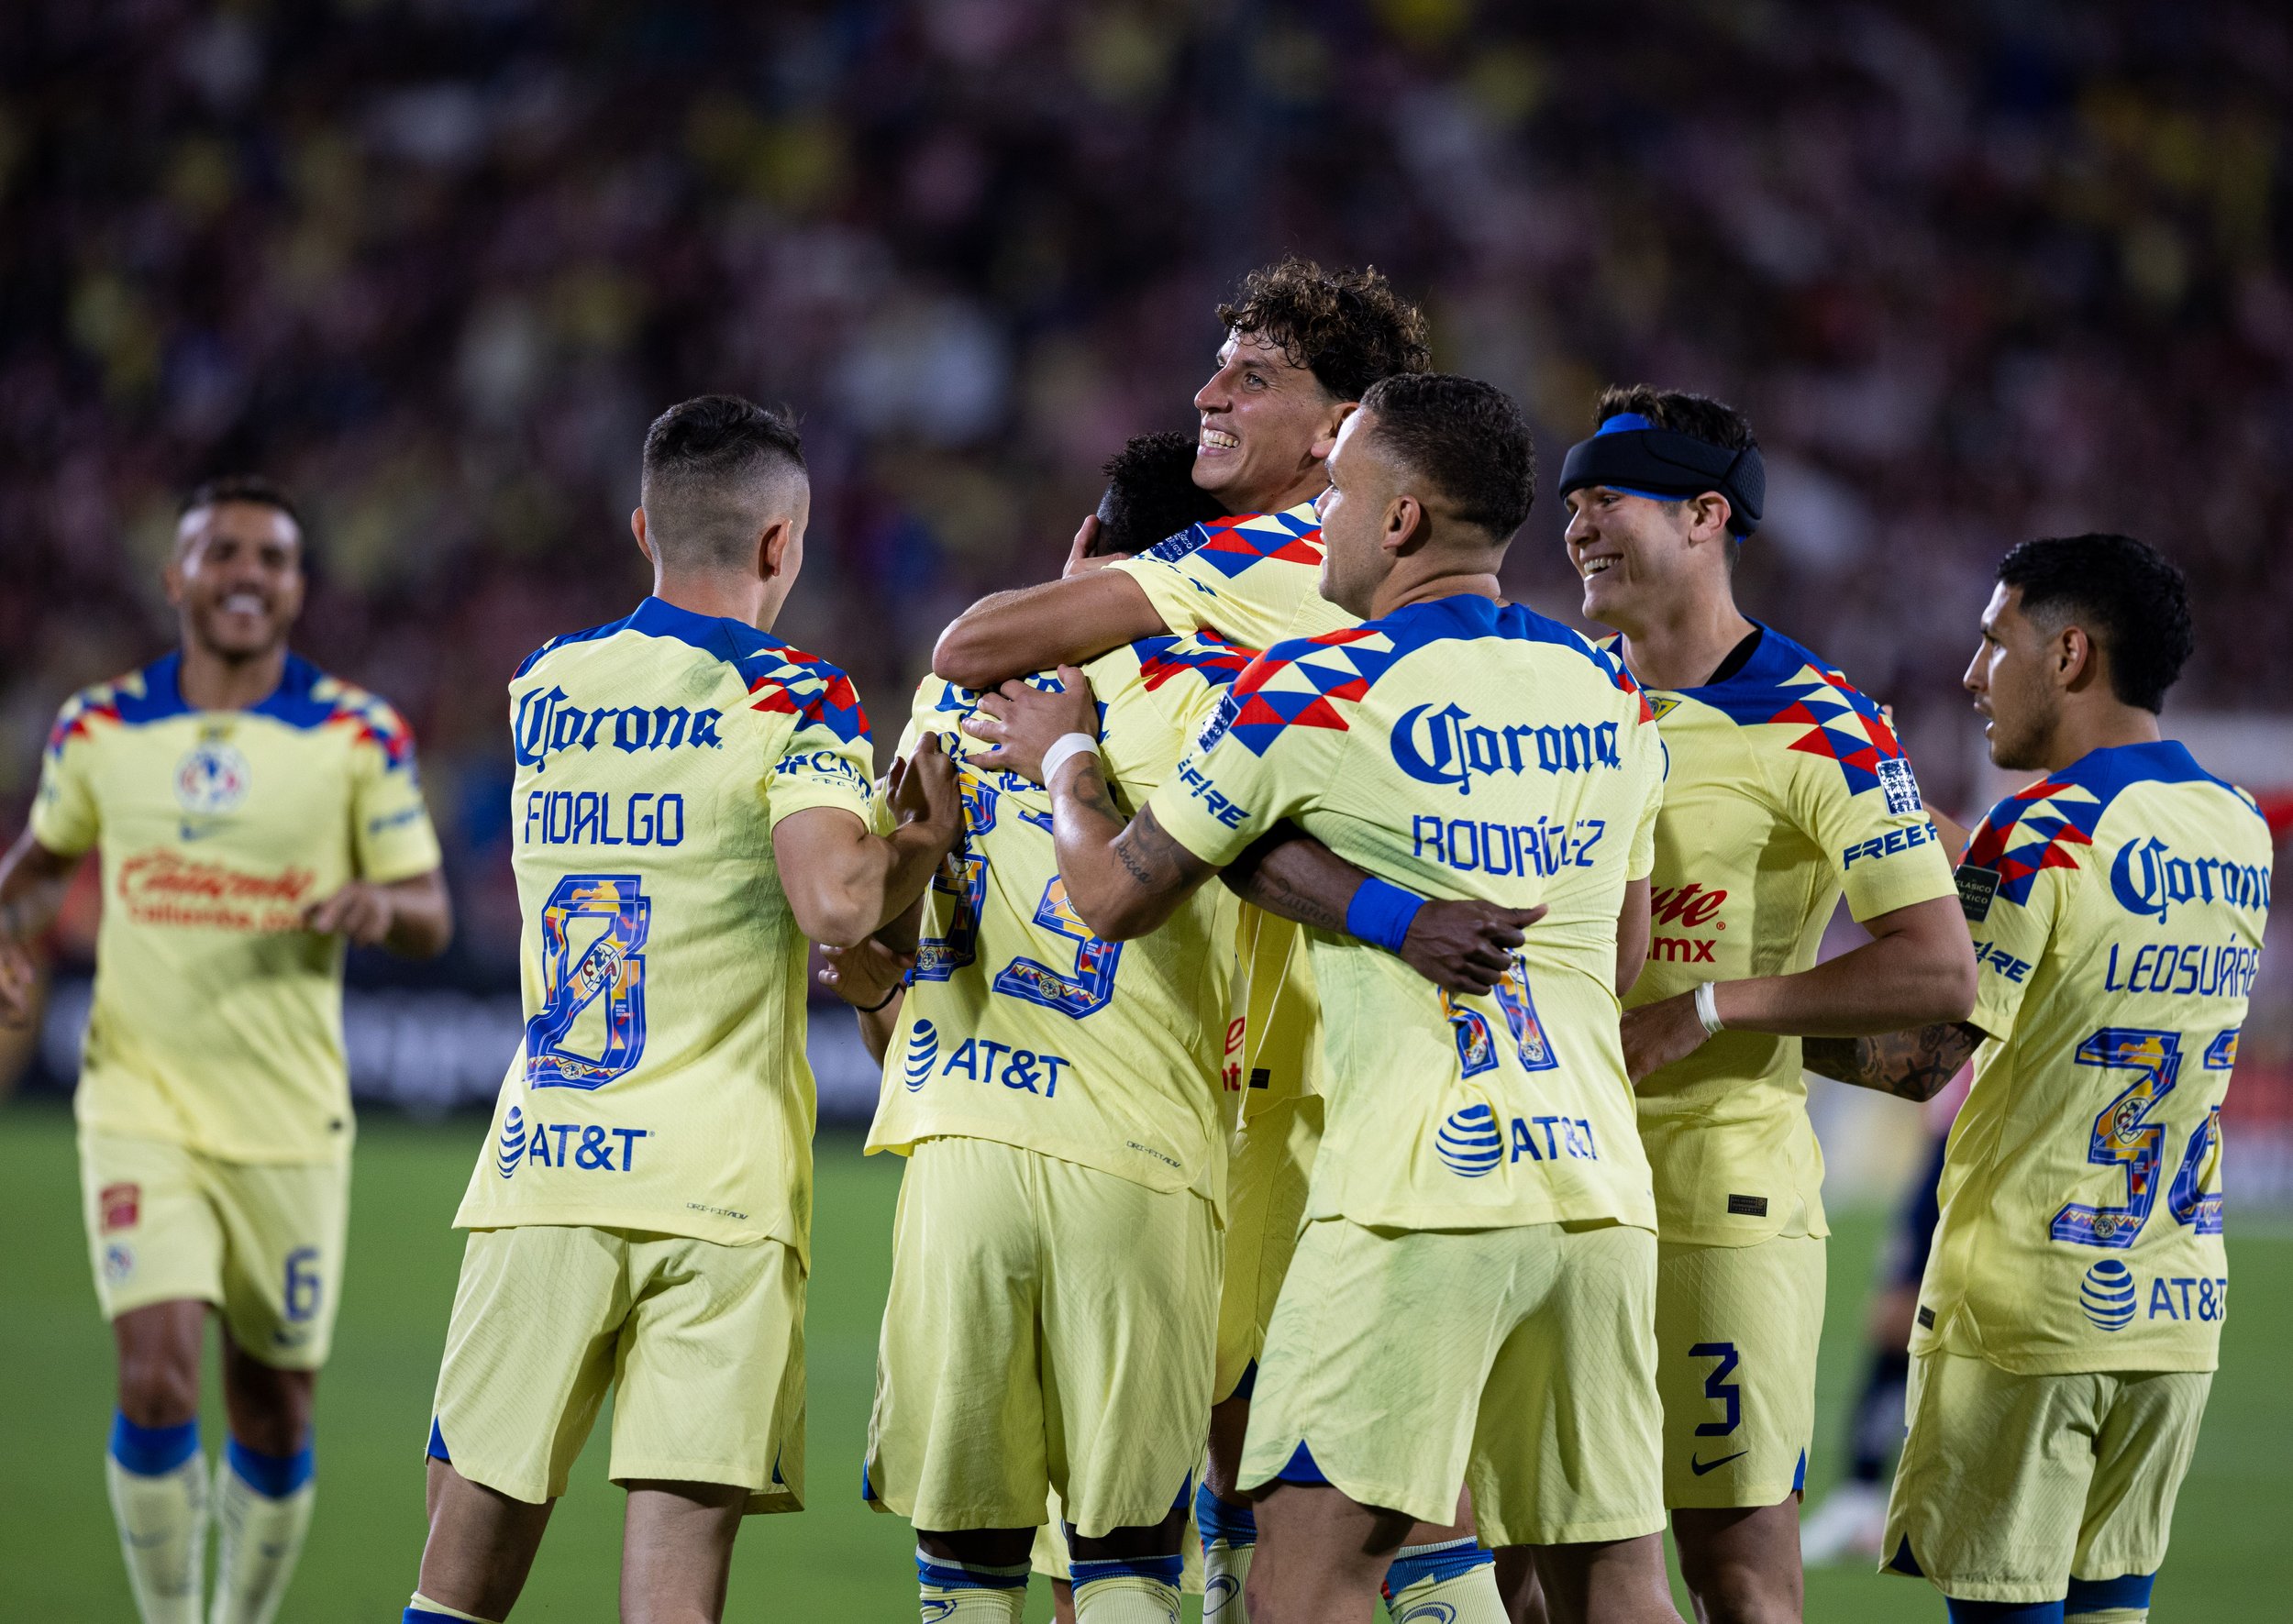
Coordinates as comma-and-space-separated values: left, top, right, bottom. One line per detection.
430, 1224, 628, 1505
1214, 1089, 1320, 1404
209, 1154, 351, 1370
1883, 1352, 2104, 1605
1238, 1219, 1512, 1530
612, 1232, 807, 1512
864, 1137, 1047, 1532
1654, 1235, 1825, 1509
1473, 1221, 1667, 1550
81, 1132, 222, 1320
1038, 1158, 1220, 1538
2075, 1370, 2212, 1584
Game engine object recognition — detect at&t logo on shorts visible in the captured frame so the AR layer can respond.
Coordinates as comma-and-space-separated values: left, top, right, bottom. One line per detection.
2079, 1259, 2136, 1331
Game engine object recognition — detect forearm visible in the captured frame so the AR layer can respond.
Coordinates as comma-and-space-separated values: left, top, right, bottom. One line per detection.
1802, 1022, 1986, 1101
1049, 760, 1202, 940
1221, 825, 1364, 934
932, 571, 1160, 690
854, 989, 904, 1065
830, 824, 955, 948
1709, 925, 1974, 1038
379, 872, 453, 959
0, 833, 77, 945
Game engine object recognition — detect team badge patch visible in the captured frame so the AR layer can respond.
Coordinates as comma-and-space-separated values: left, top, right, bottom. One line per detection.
99, 1181, 140, 1232
104, 1243, 135, 1285
174, 735, 250, 814
1955, 865, 2001, 922
1876, 756, 1922, 815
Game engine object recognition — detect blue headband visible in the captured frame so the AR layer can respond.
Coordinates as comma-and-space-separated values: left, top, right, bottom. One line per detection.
1558, 414, 1764, 536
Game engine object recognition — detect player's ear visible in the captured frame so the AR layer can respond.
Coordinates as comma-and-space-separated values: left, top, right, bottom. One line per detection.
759, 514, 798, 581
2056, 623, 2099, 691
1312, 400, 1357, 461
1385, 492, 1427, 557
630, 507, 655, 566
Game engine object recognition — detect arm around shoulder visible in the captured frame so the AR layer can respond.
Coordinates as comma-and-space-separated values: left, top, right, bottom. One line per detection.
931, 569, 1165, 691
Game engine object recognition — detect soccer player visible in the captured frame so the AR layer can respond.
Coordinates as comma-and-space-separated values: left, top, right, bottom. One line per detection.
1804, 534, 2271, 1624
0, 476, 452, 1624
1556, 387, 1977, 1624
936, 261, 1510, 1624
967, 374, 1682, 1624
827, 431, 1534, 1624
403, 397, 960, 1624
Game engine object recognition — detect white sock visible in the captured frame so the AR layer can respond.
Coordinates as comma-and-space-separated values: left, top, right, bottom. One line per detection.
1072, 1559, 1182, 1623
916, 1548, 1028, 1621
106, 1416, 210, 1624
210, 1441, 316, 1624
1384, 1550, 1506, 1623
1196, 1484, 1256, 1622
406, 1592, 498, 1623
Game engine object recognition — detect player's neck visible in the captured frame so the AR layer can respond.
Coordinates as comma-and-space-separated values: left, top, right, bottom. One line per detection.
2037, 701, 2163, 774
1368, 565, 1501, 620
1235, 470, 1324, 518
176, 638, 288, 712
1611, 584, 1756, 691
650, 570, 781, 633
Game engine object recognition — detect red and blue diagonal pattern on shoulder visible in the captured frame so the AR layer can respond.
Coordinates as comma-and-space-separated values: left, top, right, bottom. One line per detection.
1691, 630, 1906, 797
1959, 740, 2243, 907
321, 682, 418, 772
1134, 629, 1257, 691
740, 642, 870, 745
1218, 624, 1403, 755
46, 679, 126, 759
1144, 508, 1323, 580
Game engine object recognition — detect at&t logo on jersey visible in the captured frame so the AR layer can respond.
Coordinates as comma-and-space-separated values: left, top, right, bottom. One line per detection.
496, 1106, 527, 1177
903, 1019, 940, 1090
1433, 1101, 1601, 1177
2078, 1259, 2136, 1331
495, 1105, 651, 1177
514, 685, 726, 773
2109, 836, 2271, 922
1390, 704, 1622, 796
1436, 1103, 1505, 1176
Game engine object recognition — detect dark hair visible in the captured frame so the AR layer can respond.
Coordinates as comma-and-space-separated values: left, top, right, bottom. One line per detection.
1089, 432, 1225, 558
1360, 372, 1536, 540
1592, 383, 1757, 452
1998, 533, 2194, 713
1218, 258, 1431, 403
180, 474, 301, 528
639, 394, 807, 569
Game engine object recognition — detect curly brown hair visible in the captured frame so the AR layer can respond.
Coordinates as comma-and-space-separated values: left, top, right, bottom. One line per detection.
1217, 258, 1431, 403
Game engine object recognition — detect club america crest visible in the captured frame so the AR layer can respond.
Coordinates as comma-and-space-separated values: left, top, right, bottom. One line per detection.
175, 735, 250, 815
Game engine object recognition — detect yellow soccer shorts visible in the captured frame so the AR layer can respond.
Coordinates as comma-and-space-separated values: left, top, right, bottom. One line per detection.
1882, 1349, 2211, 1605
1653, 1234, 1825, 1508
864, 1135, 1220, 1539
1213, 1089, 1322, 1403
80, 1130, 349, 1370
428, 1223, 806, 1512
1239, 1216, 1666, 1547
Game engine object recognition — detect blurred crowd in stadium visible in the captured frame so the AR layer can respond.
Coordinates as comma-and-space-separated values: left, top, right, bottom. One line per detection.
2, 0, 2288, 982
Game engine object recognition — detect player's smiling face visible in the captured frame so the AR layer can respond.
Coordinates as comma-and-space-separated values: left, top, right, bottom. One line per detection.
1564, 485, 1692, 626
167, 500, 305, 661
1191, 330, 1349, 514
1965, 582, 2062, 771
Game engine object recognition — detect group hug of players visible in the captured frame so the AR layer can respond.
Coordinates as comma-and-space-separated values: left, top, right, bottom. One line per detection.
0, 258, 2269, 1624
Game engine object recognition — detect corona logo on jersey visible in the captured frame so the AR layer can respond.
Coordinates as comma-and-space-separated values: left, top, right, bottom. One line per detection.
2108, 835, 2273, 922
173, 735, 249, 813
513, 685, 726, 772
2079, 1259, 2137, 1331
1390, 702, 1623, 795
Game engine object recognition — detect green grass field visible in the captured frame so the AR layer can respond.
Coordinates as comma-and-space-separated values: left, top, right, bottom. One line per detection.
3, 1099, 2286, 1620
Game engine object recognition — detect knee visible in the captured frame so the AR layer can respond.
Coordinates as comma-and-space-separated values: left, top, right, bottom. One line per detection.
1680, 1560, 1797, 1624
116, 1343, 200, 1428
226, 1363, 316, 1454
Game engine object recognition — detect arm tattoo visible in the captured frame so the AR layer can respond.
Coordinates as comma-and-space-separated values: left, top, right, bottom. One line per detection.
1110, 805, 1204, 895
1066, 757, 1126, 829
1802, 1022, 1985, 1101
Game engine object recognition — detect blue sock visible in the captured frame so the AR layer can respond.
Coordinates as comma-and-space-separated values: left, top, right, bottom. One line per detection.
1195, 1480, 1257, 1546
1382, 1536, 1494, 1601
226, 1434, 316, 1497
1947, 1599, 2065, 1623
2066, 1574, 2155, 1618
109, 1411, 201, 1475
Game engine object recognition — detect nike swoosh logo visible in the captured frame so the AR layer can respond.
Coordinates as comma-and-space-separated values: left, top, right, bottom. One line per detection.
1690, 1450, 1748, 1475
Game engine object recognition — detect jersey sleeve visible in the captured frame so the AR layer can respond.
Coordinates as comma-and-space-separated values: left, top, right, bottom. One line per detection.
1954, 800, 2061, 1044
1627, 715, 1665, 882
1107, 550, 1314, 650
29, 701, 101, 856
1784, 733, 1956, 922
765, 680, 878, 833
348, 701, 444, 882
1142, 651, 1324, 868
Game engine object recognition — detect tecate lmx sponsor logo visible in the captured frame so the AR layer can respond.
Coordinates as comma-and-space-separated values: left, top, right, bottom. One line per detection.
1390, 703, 1621, 796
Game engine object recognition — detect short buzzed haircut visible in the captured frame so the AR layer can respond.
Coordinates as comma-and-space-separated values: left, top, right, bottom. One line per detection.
1088, 431, 1226, 558
181, 474, 302, 529
1998, 533, 2194, 713
639, 394, 807, 569
1218, 259, 1431, 403
1359, 372, 1536, 540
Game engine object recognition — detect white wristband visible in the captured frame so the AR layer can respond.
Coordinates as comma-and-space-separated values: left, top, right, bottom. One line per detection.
1693, 981, 1726, 1037
1038, 733, 1102, 787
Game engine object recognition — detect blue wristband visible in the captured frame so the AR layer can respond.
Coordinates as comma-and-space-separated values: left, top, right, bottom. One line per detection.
1346, 875, 1425, 954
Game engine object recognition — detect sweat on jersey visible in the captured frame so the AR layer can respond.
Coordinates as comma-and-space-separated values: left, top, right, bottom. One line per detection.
1616, 625, 1958, 1245
1146, 591, 1667, 1234
866, 632, 1254, 1209
453, 595, 876, 1258
33, 653, 441, 1163
1916, 740, 2271, 1375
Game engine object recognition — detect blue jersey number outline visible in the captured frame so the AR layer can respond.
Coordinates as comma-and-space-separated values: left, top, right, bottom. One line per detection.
1443, 955, 1560, 1077
526, 874, 650, 1089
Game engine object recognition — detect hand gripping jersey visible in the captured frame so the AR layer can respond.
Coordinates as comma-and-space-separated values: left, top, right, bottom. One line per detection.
1109, 501, 1355, 647
33, 652, 441, 1162
454, 596, 875, 1256
1615, 625, 1957, 1243
1918, 740, 2271, 1375
1150, 593, 1667, 1232
866, 633, 1253, 1206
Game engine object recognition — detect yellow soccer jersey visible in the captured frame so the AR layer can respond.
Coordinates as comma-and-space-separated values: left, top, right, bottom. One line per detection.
1110, 502, 1356, 646
32, 653, 441, 1162
1615, 625, 1958, 1245
453, 596, 876, 1256
1150, 593, 1666, 1232
1228, 905, 1324, 1124
867, 633, 1253, 1205
1917, 740, 2271, 1375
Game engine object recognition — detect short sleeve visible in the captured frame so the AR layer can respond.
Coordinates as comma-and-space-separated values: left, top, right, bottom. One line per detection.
1784, 739, 1956, 923
1627, 718, 1665, 882
1955, 802, 2061, 1044
1107, 549, 1321, 651
1142, 665, 1321, 869
30, 706, 100, 856
766, 709, 878, 833
349, 703, 444, 882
